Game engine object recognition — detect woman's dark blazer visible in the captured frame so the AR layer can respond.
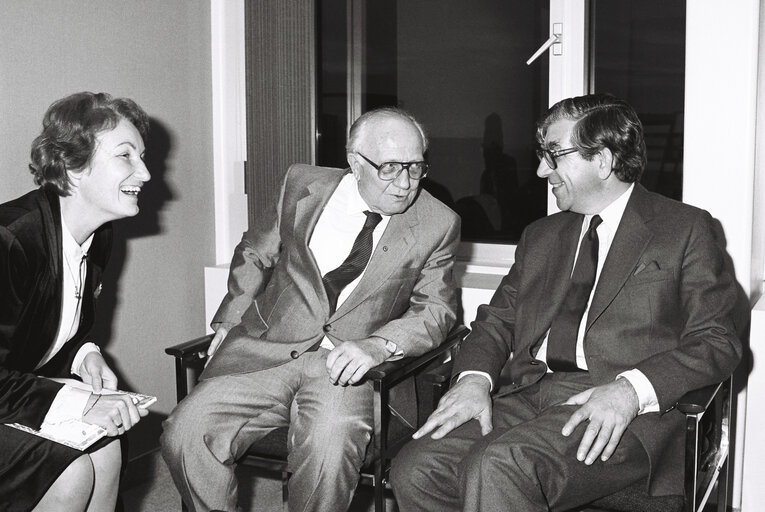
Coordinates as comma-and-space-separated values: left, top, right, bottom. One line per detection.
0, 187, 111, 428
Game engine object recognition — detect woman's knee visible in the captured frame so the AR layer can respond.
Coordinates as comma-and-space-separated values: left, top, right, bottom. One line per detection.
65, 455, 96, 489
35, 455, 95, 511
91, 440, 123, 479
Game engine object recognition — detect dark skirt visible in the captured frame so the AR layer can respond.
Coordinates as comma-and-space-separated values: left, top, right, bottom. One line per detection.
0, 423, 117, 512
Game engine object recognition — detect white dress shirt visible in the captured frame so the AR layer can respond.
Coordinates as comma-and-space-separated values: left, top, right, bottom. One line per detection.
309, 173, 391, 350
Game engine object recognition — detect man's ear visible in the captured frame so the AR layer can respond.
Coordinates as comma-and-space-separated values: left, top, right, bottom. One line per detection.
347, 153, 362, 180
597, 148, 614, 180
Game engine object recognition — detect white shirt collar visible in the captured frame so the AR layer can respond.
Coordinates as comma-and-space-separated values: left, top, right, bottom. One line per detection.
584, 183, 635, 233
337, 172, 390, 218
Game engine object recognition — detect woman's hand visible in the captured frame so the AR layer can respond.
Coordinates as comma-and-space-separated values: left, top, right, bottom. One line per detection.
81, 393, 147, 437
79, 352, 118, 392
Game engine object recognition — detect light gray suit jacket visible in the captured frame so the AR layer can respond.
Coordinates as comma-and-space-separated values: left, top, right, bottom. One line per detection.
203, 164, 460, 423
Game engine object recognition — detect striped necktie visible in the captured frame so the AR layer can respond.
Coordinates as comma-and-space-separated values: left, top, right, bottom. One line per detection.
322, 210, 383, 314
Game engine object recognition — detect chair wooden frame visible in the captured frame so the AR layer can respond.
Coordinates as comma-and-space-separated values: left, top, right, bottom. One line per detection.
165, 325, 469, 512
676, 377, 732, 512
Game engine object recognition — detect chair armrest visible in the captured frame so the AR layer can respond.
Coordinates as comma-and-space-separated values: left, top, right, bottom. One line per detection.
164, 325, 469, 404
365, 325, 469, 387
164, 334, 213, 361
676, 381, 723, 415
165, 326, 469, 377
165, 334, 213, 402
421, 359, 453, 385
365, 324, 468, 468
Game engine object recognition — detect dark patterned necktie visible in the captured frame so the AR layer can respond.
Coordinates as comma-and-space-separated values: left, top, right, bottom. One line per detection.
546, 215, 603, 372
322, 210, 383, 314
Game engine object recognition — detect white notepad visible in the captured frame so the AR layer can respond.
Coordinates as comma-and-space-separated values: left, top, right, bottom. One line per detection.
4, 380, 156, 450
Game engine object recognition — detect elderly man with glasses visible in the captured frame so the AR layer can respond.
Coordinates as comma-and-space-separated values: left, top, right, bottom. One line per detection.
161, 107, 460, 512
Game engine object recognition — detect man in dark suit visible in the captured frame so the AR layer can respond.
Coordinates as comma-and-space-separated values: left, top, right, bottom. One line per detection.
390, 94, 742, 511
161, 107, 460, 512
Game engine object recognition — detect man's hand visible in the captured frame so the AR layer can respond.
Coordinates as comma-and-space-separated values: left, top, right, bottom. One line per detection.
561, 378, 640, 465
326, 338, 390, 386
413, 374, 493, 440
79, 352, 118, 392
82, 393, 148, 437
205, 325, 230, 367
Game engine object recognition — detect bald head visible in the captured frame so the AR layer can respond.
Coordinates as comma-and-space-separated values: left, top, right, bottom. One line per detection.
346, 107, 427, 154
346, 108, 427, 215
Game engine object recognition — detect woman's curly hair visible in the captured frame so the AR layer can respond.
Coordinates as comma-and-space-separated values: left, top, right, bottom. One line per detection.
29, 92, 149, 196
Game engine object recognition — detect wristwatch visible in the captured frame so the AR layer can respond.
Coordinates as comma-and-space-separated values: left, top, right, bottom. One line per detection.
383, 340, 398, 355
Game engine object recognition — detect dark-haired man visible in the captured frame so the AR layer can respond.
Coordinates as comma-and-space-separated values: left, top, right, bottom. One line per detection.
162, 107, 460, 512
391, 94, 742, 511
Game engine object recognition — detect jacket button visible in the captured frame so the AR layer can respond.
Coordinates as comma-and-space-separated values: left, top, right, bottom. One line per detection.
530, 360, 540, 365
323, 324, 332, 333
290, 350, 299, 359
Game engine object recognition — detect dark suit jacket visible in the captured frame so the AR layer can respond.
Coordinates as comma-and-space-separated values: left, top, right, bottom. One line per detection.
203, 164, 460, 424
0, 187, 111, 428
453, 184, 742, 496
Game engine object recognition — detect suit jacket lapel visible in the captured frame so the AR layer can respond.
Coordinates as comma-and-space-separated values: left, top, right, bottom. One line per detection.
332, 203, 418, 317
531, 213, 583, 341
586, 185, 653, 330
294, 177, 342, 242
39, 188, 62, 279
39, 189, 64, 341
294, 171, 346, 309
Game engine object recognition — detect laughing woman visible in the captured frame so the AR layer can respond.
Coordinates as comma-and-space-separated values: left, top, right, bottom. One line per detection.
0, 92, 151, 511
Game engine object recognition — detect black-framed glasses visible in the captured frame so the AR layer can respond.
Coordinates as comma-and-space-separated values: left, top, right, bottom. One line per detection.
536, 147, 579, 170
356, 152, 429, 181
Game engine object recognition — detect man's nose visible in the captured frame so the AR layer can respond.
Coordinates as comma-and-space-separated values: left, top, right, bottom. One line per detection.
536, 160, 552, 179
393, 168, 412, 189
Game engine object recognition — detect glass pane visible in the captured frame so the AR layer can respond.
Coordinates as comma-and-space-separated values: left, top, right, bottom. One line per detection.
591, 0, 686, 201
316, 0, 348, 168
360, 0, 550, 243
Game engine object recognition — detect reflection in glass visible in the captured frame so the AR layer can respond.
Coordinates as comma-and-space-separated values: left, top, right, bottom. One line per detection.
317, 0, 348, 169
591, 0, 686, 201
312, 1, 687, 243
317, 0, 550, 244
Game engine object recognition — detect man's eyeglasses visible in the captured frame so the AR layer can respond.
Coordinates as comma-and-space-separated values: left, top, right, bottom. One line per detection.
536, 147, 578, 170
357, 153, 429, 181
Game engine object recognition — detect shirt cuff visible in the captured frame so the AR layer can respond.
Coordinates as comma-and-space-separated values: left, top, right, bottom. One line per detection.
41, 385, 92, 425
70, 343, 101, 376
617, 369, 659, 414
457, 371, 493, 392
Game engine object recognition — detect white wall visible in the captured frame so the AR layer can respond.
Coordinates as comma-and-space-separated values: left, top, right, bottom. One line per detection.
0, 0, 215, 458
740, 1, 765, 510
684, 2, 762, 509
